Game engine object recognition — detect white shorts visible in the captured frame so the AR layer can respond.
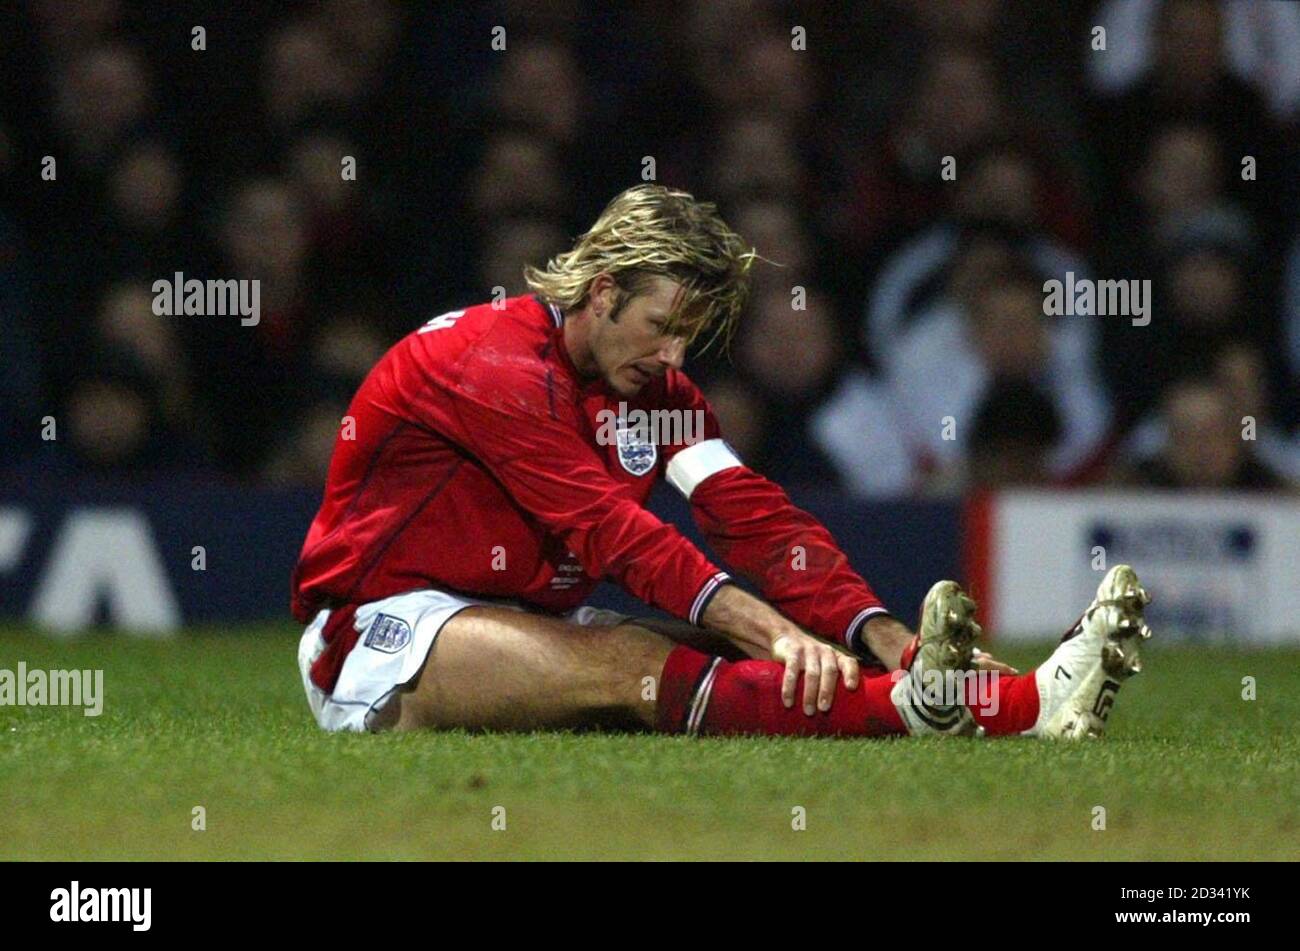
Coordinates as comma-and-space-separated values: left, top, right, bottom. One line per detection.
297, 588, 630, 733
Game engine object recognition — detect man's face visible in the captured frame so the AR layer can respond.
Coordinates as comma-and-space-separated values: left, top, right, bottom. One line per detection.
587, 274, 689, 396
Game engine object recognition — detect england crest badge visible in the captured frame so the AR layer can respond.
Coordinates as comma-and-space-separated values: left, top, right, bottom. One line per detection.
615, 416, 657, 477
363, 613, 412, 653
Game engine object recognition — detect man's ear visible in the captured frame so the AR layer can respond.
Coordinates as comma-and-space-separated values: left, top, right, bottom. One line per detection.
592, 274, 619, 321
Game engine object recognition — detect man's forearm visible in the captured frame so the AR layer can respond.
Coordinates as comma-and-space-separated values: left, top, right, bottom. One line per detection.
699, 583, 786, 658
861, 614, 913, 671
702, 583, 906, 663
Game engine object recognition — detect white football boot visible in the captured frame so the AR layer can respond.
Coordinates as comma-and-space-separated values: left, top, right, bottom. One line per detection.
891, 580, 982, 737
1026, 564, 1152, 740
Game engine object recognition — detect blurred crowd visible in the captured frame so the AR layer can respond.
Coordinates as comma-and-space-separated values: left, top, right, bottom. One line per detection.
2, 0, 1299, 496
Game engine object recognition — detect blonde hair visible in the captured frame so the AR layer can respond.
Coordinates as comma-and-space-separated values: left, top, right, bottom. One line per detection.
524, 184, 757, 352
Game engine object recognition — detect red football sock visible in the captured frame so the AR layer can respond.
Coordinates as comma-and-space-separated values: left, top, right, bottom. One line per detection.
966, 669, 1041, 735
655, 645, 907, 737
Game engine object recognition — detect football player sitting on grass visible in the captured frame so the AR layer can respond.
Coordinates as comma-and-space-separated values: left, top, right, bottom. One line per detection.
291, 185, 1151, 739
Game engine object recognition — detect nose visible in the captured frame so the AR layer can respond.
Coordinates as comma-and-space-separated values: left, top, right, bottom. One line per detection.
658, 336, 687, 370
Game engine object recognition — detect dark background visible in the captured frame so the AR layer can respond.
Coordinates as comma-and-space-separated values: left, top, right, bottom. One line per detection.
2, 0, 1298, 497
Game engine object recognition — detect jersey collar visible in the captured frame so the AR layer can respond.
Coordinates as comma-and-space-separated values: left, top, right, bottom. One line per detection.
533, 295, 564, 328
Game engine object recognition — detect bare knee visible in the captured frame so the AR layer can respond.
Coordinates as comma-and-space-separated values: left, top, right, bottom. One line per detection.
567, 622, 674, 726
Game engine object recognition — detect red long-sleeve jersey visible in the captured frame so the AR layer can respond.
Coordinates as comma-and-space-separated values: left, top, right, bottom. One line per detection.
292, 295, 888, 692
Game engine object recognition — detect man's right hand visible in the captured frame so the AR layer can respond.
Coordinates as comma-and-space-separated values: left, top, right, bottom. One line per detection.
771, 629, 861, 715
702, 584, 859, 715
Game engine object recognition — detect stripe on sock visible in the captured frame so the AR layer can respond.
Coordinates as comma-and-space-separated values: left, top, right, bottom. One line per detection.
685, 657, 723, 736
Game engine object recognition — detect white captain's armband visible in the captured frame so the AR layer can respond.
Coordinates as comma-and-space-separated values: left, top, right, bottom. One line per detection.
666, 439, 743, 499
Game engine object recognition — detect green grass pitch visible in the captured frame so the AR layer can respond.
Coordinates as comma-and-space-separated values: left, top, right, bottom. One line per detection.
1, 625, 1297, 860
